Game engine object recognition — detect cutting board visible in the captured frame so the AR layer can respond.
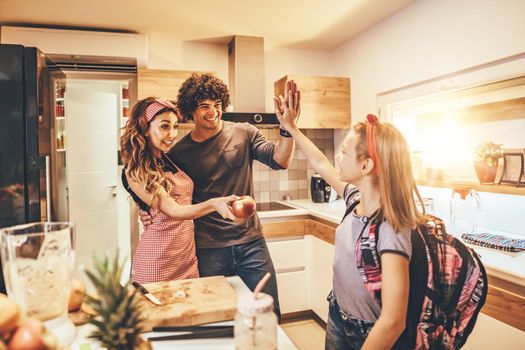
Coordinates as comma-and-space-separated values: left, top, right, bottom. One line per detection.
140, 276, 238, 330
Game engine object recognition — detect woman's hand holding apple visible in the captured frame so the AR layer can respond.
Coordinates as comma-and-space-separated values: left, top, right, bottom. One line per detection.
231, 196, 256, 219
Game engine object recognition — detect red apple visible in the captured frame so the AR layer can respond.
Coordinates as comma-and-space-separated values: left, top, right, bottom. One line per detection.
231, 195, 256, 219
8, 318, 46, 350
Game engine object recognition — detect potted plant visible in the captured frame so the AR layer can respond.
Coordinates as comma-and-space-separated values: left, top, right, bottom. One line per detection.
473, 141, 503, 184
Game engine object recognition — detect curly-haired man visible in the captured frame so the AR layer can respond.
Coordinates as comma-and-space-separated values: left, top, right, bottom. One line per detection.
140, 73, 300, 319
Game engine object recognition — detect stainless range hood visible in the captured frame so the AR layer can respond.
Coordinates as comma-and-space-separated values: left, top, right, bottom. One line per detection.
222, 35, 279, 127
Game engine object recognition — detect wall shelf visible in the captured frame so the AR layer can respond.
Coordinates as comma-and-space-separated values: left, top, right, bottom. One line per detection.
417, 179, 525, 196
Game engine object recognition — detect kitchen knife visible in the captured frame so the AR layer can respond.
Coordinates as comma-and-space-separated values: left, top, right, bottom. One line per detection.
132, 281, 162, 305
148, 328, 234, 341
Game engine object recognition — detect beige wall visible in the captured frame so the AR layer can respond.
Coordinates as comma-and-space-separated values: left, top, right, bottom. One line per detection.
331, 0, 525, 114
146, 34, 229, 81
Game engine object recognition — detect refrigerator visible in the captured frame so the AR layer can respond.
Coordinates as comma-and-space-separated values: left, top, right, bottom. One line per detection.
0, 44, 68, 293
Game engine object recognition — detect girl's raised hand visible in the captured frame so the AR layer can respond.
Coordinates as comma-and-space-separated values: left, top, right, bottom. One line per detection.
273, 79, 301, 132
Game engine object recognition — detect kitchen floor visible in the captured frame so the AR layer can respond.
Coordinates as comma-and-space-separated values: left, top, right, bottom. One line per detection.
281, 319, 326, 349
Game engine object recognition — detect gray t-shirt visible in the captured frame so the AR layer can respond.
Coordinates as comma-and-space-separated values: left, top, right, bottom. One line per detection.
169, 121, 283, 248
332, 184, 412, 322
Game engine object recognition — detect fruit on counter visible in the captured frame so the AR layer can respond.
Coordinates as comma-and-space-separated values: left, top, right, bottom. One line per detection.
231, 195, 256, 219
0, 294, 20, 334
0, 295, 59, 350
7, 318, 45, 350
68, 278, 86, 312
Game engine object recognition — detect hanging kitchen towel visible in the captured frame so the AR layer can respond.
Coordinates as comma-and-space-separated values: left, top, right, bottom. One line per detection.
461, 233, 525, 252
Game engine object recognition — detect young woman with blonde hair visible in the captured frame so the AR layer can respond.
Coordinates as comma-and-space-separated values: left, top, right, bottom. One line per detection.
275, 91, 425, 349
120, 97, 238, 283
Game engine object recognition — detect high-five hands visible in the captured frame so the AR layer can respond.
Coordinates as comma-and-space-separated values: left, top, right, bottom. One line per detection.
273, 80, 301, 132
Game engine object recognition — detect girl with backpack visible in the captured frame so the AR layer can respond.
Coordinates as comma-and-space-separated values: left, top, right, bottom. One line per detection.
275, 87, 425, 348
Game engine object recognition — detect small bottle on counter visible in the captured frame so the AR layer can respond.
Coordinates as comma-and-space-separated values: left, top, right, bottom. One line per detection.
234, 292, 277, 350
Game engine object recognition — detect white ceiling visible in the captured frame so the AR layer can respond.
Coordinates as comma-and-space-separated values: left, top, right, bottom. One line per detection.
0, 0, 417, 50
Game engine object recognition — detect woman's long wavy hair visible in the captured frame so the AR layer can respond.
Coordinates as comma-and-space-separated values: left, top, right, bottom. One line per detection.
353, 121, 426, 232
120, 97, 175, 195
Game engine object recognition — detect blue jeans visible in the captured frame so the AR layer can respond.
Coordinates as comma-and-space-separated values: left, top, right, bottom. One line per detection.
196, 238, 281, 321
325, 291, 375, 350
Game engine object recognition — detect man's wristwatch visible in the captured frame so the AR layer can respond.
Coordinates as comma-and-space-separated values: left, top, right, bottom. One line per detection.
279, 128, 292, 138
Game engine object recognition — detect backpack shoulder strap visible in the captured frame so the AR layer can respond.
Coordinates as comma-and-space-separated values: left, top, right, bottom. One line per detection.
341, 200, 359, 223
354, 210, 384, 305
340, 186, 360, 223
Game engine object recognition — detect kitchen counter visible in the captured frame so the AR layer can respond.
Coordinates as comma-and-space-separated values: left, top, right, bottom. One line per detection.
257, 204, 310, 220
261, 199, 525, 287
71, 276, 297, 350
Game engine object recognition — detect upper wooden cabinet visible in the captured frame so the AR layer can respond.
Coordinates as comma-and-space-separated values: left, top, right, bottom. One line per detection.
137, 68, 205, 101
275, 75, 351, 129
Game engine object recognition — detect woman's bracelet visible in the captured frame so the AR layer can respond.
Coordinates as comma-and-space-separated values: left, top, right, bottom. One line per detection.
279, 128, 292, 138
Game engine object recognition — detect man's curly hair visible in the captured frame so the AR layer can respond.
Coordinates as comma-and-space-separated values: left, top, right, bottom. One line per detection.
177, 73, 231, 120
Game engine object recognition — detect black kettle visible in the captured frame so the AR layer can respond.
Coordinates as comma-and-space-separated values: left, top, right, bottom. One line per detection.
310, 174, 332, 203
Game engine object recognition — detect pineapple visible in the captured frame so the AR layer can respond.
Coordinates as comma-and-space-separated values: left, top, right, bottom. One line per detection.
83, 251, 150, 350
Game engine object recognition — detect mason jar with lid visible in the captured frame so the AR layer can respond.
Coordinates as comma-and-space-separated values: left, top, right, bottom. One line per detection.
234, 292, 277, 350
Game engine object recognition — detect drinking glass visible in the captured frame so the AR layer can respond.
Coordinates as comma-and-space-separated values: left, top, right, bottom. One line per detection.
0, 222, 76, 345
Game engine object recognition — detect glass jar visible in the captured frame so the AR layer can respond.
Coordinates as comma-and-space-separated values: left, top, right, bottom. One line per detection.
450, 189, 481, 235
234, 292, 277, 350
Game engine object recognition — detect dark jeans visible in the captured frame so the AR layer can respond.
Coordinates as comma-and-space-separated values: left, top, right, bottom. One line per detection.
325, 290, 375, 350
196, 237, 281, 321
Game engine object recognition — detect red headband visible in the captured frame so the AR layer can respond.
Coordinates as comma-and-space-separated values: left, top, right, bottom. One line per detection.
144, 99, 178, 122
365, 114, 381, 175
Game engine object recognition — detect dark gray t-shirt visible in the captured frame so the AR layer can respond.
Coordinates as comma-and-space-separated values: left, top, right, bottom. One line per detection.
169, 121, 283, 248
333, 184, 412, 322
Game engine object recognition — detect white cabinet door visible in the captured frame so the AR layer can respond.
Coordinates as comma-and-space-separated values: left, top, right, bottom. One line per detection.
463, 313, 525, 350
267, 237, 306, 272
276, 271, 308, 314
307, 235, 335, 322
267, 237, 308, 313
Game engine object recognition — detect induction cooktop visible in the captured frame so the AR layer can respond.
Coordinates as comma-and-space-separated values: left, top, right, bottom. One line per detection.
256, 202, 296, 212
